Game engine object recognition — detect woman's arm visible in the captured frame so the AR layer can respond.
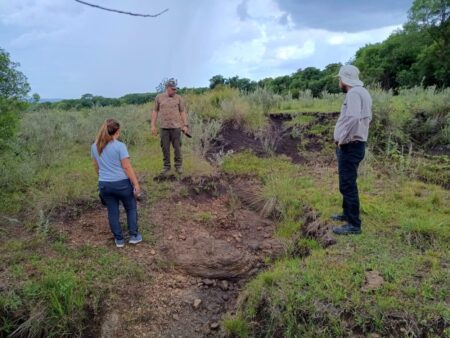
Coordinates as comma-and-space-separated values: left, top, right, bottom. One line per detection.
121, 158, 141, 193
92, 159, 99, 175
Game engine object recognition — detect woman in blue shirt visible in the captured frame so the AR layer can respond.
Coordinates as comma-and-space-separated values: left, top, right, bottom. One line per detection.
91, 119, 142, 247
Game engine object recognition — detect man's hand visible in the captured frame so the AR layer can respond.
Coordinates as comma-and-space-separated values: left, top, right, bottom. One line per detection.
151, 126, 158, 136
181, 125, 189, 134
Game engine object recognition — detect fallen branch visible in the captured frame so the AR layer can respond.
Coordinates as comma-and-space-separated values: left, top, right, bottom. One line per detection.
74, 0, 168, 17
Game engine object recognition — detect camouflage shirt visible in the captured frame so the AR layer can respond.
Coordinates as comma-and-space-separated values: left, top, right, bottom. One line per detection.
154, 93, 186, 129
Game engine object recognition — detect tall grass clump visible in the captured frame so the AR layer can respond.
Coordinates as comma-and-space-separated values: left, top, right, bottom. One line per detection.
0, 104, 151, 219
186, 111, 221, 157
369, 86, 450, 153
247, 87, 282, 115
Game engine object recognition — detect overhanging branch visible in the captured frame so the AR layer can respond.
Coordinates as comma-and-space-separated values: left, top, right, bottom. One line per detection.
74, 0, 168, 17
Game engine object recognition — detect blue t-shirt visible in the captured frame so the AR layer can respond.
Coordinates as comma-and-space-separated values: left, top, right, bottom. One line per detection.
91, 140, 129, 182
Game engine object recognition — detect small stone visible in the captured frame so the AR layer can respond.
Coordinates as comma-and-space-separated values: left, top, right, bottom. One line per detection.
168, 235, 174, 240
172, 314, 180, 321
210, 322, 220, 330
219, 280, 229, 291
248, 242, 259, 251
202, 279, 214, 286
174, 275, 187, 283
179, 234, 186, 240
222, 294, 230, 301
150, 249, 156, 255
257, 226, 262, 231
193, 299, 202, 309
362, 270, 384, 292
261, 242, 272, 250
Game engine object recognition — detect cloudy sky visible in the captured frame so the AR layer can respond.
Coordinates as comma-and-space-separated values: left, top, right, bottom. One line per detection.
0, 0, 412, 98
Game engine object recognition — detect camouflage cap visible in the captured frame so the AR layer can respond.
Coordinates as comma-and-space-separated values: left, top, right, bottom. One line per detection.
165, 78, 178, 88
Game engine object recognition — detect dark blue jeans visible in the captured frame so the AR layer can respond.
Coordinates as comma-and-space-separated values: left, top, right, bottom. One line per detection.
336, 142, 365, 228
99, 179, 138, 240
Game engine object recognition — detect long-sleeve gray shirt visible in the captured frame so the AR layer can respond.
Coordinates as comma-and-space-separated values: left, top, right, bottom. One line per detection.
334, 86, 372, 145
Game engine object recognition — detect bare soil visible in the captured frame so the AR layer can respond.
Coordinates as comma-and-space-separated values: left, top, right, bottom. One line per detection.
53, 172, 335, 337
206, 113, 339, 164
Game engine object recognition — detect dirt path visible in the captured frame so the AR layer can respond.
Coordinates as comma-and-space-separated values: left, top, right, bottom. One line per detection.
56, 174, 289, 337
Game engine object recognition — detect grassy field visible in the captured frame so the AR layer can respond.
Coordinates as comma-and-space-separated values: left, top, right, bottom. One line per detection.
0, 87, 449, 336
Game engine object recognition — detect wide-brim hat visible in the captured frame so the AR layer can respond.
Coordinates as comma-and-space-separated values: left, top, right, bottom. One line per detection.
336, 65, 363, 87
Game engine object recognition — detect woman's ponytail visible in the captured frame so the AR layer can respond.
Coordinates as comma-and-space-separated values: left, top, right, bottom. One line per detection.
95, 119, 120, 155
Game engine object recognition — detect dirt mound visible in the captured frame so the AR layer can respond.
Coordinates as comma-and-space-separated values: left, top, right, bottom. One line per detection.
161, 235, 253, 279
206, 120, 267, 160
207, 112, 339, 164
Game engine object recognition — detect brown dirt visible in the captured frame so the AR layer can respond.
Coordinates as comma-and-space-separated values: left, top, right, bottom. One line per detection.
206, 113, 339, 164
53, 174, 289, 337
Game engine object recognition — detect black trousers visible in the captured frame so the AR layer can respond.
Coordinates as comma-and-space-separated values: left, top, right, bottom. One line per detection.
336, 142, 365, 227
160, 128, 182, 169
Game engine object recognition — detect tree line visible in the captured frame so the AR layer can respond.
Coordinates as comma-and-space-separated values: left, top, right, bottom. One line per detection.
210, 0, 449, 95
0, 0, 448, 116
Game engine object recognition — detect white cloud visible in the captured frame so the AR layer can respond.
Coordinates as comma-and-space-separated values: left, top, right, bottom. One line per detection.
0, 0, 82, 27
275, 41, 315, 61
326, 25, 402, 46
0, 0, 402, 97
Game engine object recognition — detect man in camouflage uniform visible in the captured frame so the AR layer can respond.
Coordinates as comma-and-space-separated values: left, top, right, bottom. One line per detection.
151, 79, 189, 175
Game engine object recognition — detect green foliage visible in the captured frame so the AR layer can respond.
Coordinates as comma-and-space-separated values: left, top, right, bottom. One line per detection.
223, 315, 250, 337
229, 169, 450, 337
0, 48, 30, 150
0, 240, 144, 337
0, 48, 30, 100
356, 0, 450, 89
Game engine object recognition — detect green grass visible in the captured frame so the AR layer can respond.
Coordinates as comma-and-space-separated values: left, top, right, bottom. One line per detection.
0, 237, 144, 337
223, 152, 450, 337
0, 101, 214, 336
1, 86, 449, 336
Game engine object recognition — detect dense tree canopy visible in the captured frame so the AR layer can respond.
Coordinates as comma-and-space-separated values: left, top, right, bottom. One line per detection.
0, 48, 30, 149
0, 48, 30, 100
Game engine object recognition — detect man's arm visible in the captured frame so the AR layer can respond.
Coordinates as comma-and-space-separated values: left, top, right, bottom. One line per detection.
180, 110, 189, 133
151, 110, 158, 135
151, 95, 159, 135
179, 97, 189, 133
336, 92, 361, 145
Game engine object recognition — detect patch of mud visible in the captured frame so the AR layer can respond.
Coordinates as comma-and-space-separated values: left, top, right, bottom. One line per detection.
50, 199, 100, 222
207, 112, 339, 164
428, 145, 450, 157
179, 175, 227, 202
206, 120, 267, 160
